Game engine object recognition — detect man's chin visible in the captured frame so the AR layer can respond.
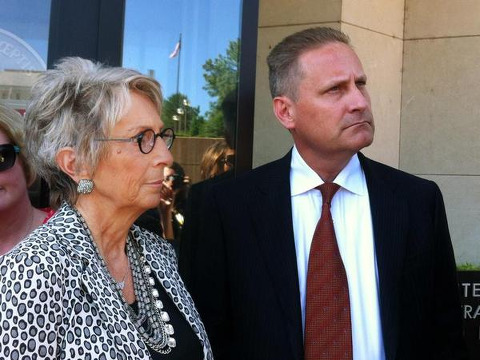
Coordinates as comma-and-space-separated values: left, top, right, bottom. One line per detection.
351, 132, 374, 153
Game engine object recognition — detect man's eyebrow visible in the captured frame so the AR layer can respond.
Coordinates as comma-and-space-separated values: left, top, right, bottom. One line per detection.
356, 74, 368, 82
322, 76, 350, 89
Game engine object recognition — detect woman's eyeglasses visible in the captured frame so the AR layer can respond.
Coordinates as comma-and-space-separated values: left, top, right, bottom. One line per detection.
0, 144, 20, 172
96, 128, 175, 154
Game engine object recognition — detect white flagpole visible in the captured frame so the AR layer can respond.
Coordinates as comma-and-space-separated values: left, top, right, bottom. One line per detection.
175, 33, 182, 97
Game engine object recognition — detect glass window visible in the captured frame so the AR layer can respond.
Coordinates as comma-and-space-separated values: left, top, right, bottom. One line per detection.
123, 0, 241, 184
0, 0, 51, 113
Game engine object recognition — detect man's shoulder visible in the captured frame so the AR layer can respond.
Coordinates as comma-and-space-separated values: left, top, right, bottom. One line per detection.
359, 153, 438, 191
215, 154, 290, 193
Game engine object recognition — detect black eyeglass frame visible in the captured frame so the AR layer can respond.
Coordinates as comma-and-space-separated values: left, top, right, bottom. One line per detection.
95, 128, 175, 154
0, 144, 20, 172
222, 154, 235, 167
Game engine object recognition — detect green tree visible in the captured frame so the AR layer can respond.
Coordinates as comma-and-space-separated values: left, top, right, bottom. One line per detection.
201, 105, 224, 137
161, 93, 202, 136
201, 39, 239, 137
203, 39, 239, 99
189, 112, 205, 136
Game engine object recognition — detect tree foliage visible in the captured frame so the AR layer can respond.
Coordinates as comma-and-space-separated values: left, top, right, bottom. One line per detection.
200, 39, 239, 137
203, 39, 239, 100
162, 39, 239, 138
161, 92, 203, 136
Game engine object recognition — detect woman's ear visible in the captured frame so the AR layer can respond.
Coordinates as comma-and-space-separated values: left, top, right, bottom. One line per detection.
273, 96, 296, 130
55, 147, 89, 182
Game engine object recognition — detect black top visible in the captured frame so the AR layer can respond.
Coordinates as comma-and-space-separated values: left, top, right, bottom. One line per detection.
129, 280, 203, 360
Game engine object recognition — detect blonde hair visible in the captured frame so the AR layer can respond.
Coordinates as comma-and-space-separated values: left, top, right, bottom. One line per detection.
0, 104, 36, 186
25, 57, 163, 208
200, 139, 231, 180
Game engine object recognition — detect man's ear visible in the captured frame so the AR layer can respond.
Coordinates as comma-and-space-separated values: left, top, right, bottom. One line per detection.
273, 96, 296, 130
55, 147, 89, 182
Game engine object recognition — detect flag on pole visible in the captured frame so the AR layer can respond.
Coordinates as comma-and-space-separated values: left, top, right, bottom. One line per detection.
169, 40, 181, 59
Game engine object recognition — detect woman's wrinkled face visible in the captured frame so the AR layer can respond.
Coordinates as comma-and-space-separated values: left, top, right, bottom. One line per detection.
0, 130, 28, 212
91, 91, 173, 213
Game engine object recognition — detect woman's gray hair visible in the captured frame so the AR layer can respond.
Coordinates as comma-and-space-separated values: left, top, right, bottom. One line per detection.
25, 57, 163, 208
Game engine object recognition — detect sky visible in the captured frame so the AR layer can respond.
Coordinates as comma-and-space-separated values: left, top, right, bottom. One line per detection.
0, 0, 50, 69
0, 0, 242, 116
123, 0, 242, 116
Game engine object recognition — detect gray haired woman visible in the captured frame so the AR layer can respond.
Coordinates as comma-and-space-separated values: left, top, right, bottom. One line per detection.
0, 57, 213, 360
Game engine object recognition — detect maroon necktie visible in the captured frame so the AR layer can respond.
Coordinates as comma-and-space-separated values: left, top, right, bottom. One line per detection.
304, 183, 352, 360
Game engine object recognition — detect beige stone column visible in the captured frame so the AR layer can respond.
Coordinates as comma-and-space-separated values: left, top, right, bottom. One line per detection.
400, 0, 480, 264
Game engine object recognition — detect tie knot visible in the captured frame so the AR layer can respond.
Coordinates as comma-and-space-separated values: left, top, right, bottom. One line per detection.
317, 182, 340, 206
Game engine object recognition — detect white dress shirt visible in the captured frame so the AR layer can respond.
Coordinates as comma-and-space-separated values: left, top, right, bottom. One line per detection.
290, 146, 385, 360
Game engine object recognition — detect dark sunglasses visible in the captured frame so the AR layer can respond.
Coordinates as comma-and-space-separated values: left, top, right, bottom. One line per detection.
165, 174, 182, 182
223, 154, 235, 166
0, 144, 20, 172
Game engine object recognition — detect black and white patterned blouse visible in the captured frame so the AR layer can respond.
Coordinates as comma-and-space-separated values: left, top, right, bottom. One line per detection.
0, 203, 213, 360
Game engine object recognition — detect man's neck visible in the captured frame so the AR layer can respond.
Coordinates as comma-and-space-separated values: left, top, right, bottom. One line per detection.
297, 148, 356, 182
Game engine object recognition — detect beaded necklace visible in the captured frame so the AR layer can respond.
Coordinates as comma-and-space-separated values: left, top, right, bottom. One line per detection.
126, 238, 176, 353
73, 206, 176, 354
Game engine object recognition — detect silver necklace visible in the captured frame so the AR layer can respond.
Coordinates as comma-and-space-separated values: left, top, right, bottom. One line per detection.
116, 256, 129, 290
72, 206, 176, 354
126, 238, 176, 353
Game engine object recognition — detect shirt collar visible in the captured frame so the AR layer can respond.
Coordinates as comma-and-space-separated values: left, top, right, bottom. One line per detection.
290, 146, 366, 196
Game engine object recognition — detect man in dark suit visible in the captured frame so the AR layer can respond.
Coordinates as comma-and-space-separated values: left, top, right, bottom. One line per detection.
185, 27, 467, 360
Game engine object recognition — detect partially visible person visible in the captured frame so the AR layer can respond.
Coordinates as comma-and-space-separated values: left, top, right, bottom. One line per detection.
159, 162, 190, 240
180, 89, 237, 288
0, 104, 53, 255
0, 57, 212, 359
199, 139, 234, 180
135, 162, 190, 251
159, 162, 190, 254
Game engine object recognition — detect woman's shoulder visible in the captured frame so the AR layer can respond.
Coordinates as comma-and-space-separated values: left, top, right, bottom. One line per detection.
0, 227, 71, 301
1, 206, 87, 273
1, 223, 66, 269
131, 225, 178, 265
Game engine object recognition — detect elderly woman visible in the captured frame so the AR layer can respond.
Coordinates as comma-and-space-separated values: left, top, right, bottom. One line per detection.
0, 58, 212, 359
0, 104, 52, 254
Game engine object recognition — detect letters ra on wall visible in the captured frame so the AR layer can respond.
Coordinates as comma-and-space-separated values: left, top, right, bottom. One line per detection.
459, 272, 480, 354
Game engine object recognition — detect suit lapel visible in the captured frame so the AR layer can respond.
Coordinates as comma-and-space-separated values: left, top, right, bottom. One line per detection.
249, 151, 304, 360
359, 153, 408, 360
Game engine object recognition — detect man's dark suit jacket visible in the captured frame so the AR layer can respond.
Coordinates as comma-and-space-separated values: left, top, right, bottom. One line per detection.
180, 169, 234, 287
183, 151, 468, 360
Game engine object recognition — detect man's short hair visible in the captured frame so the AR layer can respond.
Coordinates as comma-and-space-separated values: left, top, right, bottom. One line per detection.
267, 27, 351, 100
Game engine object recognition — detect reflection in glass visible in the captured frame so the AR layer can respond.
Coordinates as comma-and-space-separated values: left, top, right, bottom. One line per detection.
123, 0, 241, 184
0, 0, 50, 112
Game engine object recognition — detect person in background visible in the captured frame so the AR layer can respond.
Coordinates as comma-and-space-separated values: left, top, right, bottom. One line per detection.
185, 27, 467, 360
199, 139, 234, 180
135, 162, 190, 253
0, 104, 53, 255
180, 88, 237, 289
159, 162, 190, 255
0, 57, 212, 359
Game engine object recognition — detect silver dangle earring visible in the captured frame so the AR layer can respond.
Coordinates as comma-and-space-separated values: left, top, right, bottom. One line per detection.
77, 179, 94, 194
